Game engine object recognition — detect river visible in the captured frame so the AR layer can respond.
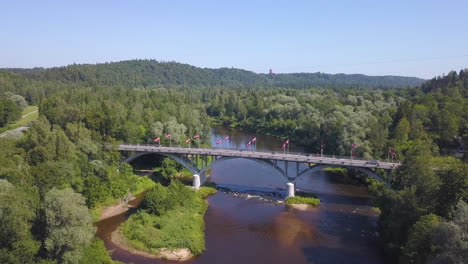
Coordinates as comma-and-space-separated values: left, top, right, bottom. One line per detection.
96, 127, 385, 264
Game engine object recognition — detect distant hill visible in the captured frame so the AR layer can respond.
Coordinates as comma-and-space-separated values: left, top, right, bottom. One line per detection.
6, 60, 425, 89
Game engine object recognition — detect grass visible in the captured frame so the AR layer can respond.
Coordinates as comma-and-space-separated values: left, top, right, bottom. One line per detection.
0, 105, 39, 133
285, 191, 320, 207
198, 185, 218, 199
121, 182, 209, 255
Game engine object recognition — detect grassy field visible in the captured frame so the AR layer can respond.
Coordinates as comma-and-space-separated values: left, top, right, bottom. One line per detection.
0, 106, 39, 134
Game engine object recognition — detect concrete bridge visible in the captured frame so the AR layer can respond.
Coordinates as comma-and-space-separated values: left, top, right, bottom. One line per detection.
118, 144, 401, 197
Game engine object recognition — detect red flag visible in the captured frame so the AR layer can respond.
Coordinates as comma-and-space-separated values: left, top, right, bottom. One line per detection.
185, 138, 191, 143
252, 137, 257, 142
224, 136, 229, 140
165, 134, 172, 138
352, 143, 357, 149
216, 139, 222, 144
285, 139, 289, 144
154, 137, 160, 142
392, 152, 397, 159
282, 143, 286, 149
247, 141, 251, 146
193, 134, 200, 139
389, 147, 393, 153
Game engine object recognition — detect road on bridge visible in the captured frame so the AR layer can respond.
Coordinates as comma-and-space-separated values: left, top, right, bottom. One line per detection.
118, 144, 401, 170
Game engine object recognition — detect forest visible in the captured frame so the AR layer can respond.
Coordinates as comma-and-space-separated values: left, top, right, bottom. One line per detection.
6, 59, 424, 89
0, 62, 466, 264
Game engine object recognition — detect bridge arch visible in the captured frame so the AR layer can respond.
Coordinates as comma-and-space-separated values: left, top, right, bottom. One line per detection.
123, 152, 199, 174
295, 164, 390, 187
198, 156, 287, 180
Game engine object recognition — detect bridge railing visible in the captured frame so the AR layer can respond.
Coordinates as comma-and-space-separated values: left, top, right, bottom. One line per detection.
120, 143, 390, 162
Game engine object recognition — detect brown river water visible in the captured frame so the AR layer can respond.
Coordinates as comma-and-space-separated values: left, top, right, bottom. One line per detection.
96, 127, 385, 264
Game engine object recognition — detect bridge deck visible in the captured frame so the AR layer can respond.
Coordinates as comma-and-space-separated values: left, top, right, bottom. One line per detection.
118, 144, 400, 170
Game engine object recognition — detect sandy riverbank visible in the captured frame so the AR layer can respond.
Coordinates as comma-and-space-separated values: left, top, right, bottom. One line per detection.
111, 228, 194, 261
288, 203, 312, 211
99, 196, 137, 220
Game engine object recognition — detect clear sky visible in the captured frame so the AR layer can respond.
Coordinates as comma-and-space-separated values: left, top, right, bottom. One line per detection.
1, 0, 467, 78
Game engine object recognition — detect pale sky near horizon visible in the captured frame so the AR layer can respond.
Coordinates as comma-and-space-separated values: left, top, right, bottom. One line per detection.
1, 0, 467, 79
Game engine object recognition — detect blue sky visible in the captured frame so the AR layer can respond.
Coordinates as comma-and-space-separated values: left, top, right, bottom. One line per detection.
1, 0, 467, 78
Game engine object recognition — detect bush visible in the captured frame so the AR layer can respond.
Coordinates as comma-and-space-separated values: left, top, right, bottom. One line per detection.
122, 180, 210, 255
79, 238, 117, 264
122, 210, 206, 255
142, 181, 205, 216
198, 186, 217, 199
285, 192, 320, 206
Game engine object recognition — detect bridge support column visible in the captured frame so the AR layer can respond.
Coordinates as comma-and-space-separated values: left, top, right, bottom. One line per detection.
286, 182, 295, 198
193, 174, 201, 189
386, 170, 392, 184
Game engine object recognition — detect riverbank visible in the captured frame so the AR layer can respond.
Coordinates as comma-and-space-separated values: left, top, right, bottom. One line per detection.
118, 183, 217, 261
99, 195, 136, 220
111, 228, 194, 261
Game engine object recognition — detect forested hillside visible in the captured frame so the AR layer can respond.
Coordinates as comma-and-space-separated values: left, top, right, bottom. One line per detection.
7, 60, 425, 89
0, 64, 466, 264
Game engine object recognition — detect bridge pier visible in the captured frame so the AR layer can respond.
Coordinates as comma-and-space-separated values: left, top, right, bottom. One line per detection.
193, 174, 201, 189
286, 182, 295, 198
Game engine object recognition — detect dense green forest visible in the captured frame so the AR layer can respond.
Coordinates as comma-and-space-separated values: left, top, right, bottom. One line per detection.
0, 62, 466, 264
6, 60, 425, 89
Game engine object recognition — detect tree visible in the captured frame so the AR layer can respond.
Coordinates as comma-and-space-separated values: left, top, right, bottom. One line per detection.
0, 98, 21, 127
149, 121, 164, 140
0, 180, 40, 264
4, 92, 28, 110
394, 117, 410, 143
164, 119, 187, 143
428, 201, 468, 264
44, 188, 95, 264
403, 214, 440, 264
78, 239, 115, 264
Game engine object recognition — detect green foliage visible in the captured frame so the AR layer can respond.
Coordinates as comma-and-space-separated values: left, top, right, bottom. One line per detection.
285, 192, 320, 206
198, 186, 218, 199
403, 214, 440, 263
0, 179, 40, 264
79, 238, 117, 264
44, 188, 95, 264
142, 181, 205, 216
8, 60, 424, 89
428, 201, 468, 264
0, 97, 21, 127
123, 180, 208, 255
122, 210, 206, 255
0, 60, 466, 264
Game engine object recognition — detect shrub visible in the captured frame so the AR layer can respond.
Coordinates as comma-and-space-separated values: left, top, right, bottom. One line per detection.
285, 192, 320, 206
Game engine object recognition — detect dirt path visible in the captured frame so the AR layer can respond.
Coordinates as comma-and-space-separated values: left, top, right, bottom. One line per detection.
22, 109, 38, 118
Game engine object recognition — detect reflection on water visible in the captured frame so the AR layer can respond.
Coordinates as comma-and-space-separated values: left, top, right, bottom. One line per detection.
96, 127, 384, 264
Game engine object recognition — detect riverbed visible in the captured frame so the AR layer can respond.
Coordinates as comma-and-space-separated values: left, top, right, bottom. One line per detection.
96, 127, 385, 263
